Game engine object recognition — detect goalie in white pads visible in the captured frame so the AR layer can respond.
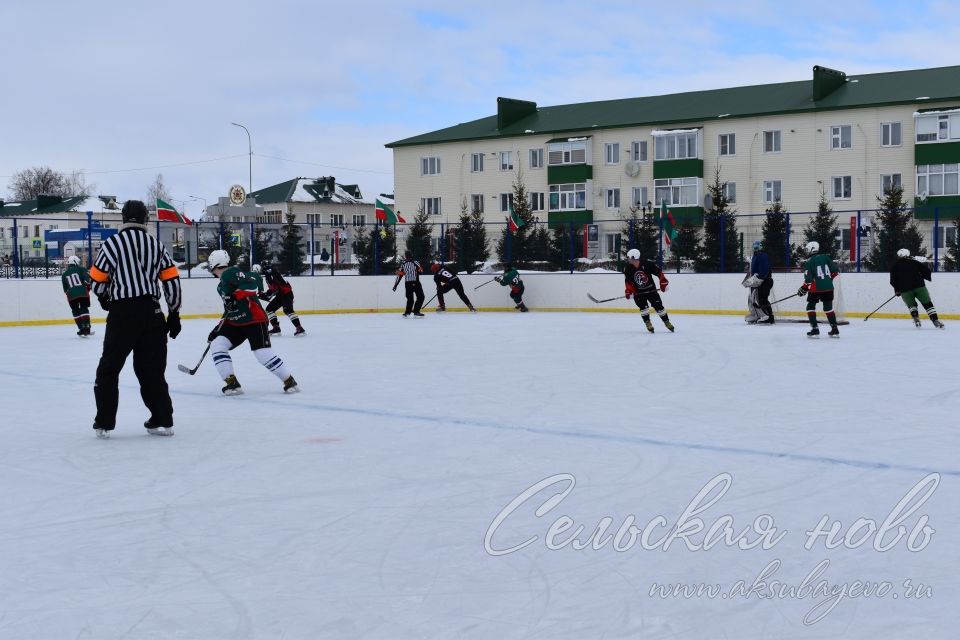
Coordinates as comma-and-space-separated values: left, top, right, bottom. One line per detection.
206, 250, 299, 395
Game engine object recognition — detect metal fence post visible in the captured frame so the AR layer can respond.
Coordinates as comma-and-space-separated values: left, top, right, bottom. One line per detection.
856, 211, 862, 273
934, 207, 940, 272
373, 222, 380, 276
249, 222, 256, 267
629, 217, 637, 250
439, 222, 445, 262
12, 217, 20, 279
785, 212, 791, 268
657, 209, 664, 270
86, 211, 94, 268
309, 222, 315, 276
719, 213, 726, 273
505, 224, 512, 265
568, 222, 575, 273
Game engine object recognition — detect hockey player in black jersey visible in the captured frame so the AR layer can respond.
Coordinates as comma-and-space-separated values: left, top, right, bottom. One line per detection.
624, 248, 674, 333
431, 263, 476, 312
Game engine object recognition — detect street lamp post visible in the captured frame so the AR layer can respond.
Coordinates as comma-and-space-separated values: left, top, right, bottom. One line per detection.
188, 195, 208, 219
231, 122, 252, 193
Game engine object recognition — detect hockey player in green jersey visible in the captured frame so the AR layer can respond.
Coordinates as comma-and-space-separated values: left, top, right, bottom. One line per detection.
495, 264, 528, 312
890, 248, 944, 329
206, 250, 299, 395
798, 241, 840, 338
61, 255, 93, 336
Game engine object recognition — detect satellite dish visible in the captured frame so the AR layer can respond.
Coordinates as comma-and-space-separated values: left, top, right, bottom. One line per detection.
918, 191, 928, 201
703, 193, 715, 211
624, 161, 641, 177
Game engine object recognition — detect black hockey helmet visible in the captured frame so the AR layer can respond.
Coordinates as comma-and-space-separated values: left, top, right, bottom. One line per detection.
121, 200, 148, 224
404, 250, 413, 259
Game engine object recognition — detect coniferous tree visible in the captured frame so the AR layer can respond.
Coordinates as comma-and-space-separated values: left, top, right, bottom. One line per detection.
620, 205, 658, 262
405, 206, 434, 265
528, 224, 553, 267
761, 199, 791, 269
549, 224, 584, 271
251, 227, 275, 268
801, 189, 840, 263
495, 171, 536, 266
695, 167, 740, 272
668, 223, 702, 272
277, 212, 306, 275
351, 223, 397, 275
453, 198, 490, 273
865, 185, 924, 271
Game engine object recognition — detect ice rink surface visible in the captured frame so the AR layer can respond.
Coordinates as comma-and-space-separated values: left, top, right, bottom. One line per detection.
1, 312, 958, 639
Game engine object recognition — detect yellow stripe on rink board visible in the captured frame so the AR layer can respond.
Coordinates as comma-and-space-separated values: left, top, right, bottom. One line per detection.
1, 308, 954, 327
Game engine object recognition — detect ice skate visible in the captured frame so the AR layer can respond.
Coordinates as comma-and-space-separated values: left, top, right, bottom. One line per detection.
293, 326, 306, 336
519, 303, 529, 312
933, 319, 945, 329
828, 326, 840, 339
222, 374, 243, 395
436, 305, 446, 313
468, 305, 477, 313
269, 325, 281, 335
145, 421, 174, 437
663, 320, 675, 332
807, 327, 820, 339
912, 315, 922, 328
283, 375, 300, 393
413, 312, 425, 317
644, 319, 655, 333
95, 428, 110, 439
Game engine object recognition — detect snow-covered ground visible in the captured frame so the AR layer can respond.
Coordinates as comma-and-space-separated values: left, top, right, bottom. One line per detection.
1, 313, 957, 639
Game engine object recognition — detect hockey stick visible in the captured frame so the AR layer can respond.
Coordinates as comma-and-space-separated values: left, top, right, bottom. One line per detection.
587, 293, 622, 304
863, 294, 898, 321
421, 293, 438, 310
474, 278, 498, 290
177, 343, 211, 375
771, 292, 803, 305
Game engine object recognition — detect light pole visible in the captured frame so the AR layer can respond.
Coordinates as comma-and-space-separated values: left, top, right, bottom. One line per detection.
231, 122, 252, 193
188, 195, 207, 219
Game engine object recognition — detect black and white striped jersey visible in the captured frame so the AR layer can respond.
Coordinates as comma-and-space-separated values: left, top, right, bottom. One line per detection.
397, 259, 422, 282
90, 225, 182, 311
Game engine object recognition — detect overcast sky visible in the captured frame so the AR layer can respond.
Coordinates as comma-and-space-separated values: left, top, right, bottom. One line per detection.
2, 0, 956, 217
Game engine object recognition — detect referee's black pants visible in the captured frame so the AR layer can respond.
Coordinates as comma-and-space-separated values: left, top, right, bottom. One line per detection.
94, 297, 173, 430
404, 281, 424, 314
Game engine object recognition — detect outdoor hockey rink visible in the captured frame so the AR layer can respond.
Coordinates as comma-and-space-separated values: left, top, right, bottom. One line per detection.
1, 312, 957, 639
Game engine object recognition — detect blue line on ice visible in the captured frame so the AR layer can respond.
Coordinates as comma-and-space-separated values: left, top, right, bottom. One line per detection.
7, 369, 957, 478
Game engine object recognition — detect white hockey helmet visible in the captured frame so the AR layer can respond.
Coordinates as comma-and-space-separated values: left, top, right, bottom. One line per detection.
626, 248, 641, 260
896, 248, 910, 258
67, 255, 81, 266
805, 241, 819, 255
251, 264, 262, 273
207, 249, 231, 270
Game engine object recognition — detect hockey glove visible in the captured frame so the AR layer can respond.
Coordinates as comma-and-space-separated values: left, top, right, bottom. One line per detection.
258, 292, 273, 301
494, 275, 502, 283
894, 290, 901, 296
207, 326, 221, 343
97, 295, 111, 311
166, 311, 181, 339
659, 276, 669, 293
797, 286, 808, 297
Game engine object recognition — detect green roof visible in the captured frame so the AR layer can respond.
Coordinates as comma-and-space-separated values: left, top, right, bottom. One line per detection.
249, 178, 299, 204
0, 195, 87, 217
386, 64, 960, 148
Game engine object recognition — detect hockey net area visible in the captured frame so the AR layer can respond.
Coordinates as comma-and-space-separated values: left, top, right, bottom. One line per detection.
750, 278, 850, 326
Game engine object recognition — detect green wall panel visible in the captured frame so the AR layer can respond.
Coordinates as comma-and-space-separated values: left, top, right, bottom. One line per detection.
547, 210, 593, 227
914, 196, 960, 220
666, 206, 704, 225
653, 159, 704, 179
547, 164, 593, 184
915, 142, 960, 165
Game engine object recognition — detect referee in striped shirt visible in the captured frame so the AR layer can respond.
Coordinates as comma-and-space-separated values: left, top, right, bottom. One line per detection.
89, 200, 182, 439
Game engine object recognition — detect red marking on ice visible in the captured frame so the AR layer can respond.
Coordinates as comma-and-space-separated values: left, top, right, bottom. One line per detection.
305, 437, 342, 444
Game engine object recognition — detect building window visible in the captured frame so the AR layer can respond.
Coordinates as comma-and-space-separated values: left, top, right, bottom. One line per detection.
34, 225, 41, 237
548, 141, 587, 165
881, 173, 902, 194
654, 131, 698, 160
529, 148, 544, 169
604, 142, 620, 165
631, 140, 648, 162
305, 214, 321, 225
935, 225, 957, 249
834, 227, 852, 251
832, 176, 852, 199
500, 193, 514, 213
330, 213, 344, 227
881, 122, 902, 147
421, 197, 441, 216
470, 194, 484, 214
530, 192, 545, 212
548, 183, 586, 211
831, 125, 852, 150
718, 133, 736, 156
917, 164, 960, 196
499, 151, 513, 171
723, 182, 737, 203
352, 214, 366, 227
630, 186, 648, 210
654, 177, 698, 207
471, 153, 484, 173
763, 180, 782, 203
763, 130, 781, 153
605, 188, 620, 209
605, 232, 621, 256
420, 156, 441, 176
940, 115, 950, 140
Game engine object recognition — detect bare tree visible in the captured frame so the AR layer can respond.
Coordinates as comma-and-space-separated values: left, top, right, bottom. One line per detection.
8, 166, 94, 200
146, 173, 172, 204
